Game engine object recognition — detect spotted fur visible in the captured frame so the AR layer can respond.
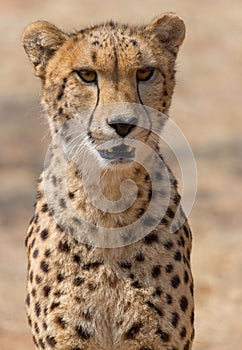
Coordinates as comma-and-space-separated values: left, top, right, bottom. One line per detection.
22, 13, 194, 350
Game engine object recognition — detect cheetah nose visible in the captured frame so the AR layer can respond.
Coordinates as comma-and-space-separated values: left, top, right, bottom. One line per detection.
108, 115, 137, 138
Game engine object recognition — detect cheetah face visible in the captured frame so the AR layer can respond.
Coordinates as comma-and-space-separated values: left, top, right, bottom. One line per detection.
22, 14, 185, 166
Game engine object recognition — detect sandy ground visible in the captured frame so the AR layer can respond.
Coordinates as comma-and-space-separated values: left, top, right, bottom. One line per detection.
0, 0, 242, 349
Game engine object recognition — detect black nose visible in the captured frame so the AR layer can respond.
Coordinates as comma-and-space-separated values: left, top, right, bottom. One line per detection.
108, 115, 137, 137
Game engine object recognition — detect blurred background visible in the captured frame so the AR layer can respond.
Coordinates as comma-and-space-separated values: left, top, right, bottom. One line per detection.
0, 0, 242, 349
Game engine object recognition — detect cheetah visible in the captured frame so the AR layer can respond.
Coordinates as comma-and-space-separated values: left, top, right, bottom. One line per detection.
22, 13, 194, 350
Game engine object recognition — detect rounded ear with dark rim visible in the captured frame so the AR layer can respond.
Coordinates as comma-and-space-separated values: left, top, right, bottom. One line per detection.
22, 21, 68, 78
145, 13, 185, 54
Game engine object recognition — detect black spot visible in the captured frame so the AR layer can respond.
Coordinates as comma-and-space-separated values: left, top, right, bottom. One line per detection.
190, 310, 195, 324
135, 252, 145, 262
69, 191, 75, 199
153, 287, 162, 296
166, 294, 172, 304
165, 264, 174, 273
30, 238, 36, 249
139, 348, 151, 350
26, 294, 30, 306
146, 301, 163, 317
177, 236, 185, 247
82, 261, 103, 270
27, 316, 32, 326
119, 261, 131, 269
166, 207, 175, 219
130, 39, 137, 46
56, 224, 64, 232
40, 260, 49, 273
34, 322, 40, 334
39, 338, 45, 349
125, 322, 142, 339
59, 198, 66, 208
137, 207, 145, 217
163, 89, 168, 96
73, 277, 84, 286
163, 240, 174, 250
88, 283, 96, 291
43, 322, 48, 330
41, 203, 48, 212
191, 328, 195, 340
25, 227, 33, 247
180, 296, 188, 312
131, 280, 142, 289
35, 275, 42, 284
76, 325, 91, 339
35, 302, 41, 317
184, 270, 189, 284
33, 336, 38, 346
174, 250, 182, 261
151, 265, 161, 278
33, 249, 39, 258
34, 214, 39, 224
29, 270, 33, 283
183, 225, 190, 238
73, 254, 81, 264
171, 274, 181, 288
54, 290, 61, 297
171, 312, 179, 328
190, 282, 194, 296
43, 285, 51, 297
46, 335, 57, 347
57, 273, 64, 283
148, 189, 152, 200
143, 232, 158, 244
160, 216, 168, 225
156, 328, 170, 342
183, 340, 190, 350
50, 302, 60, 310
31, 288, 36, 297
45, 249, 51, 258
55, 316, 67, 329
58, 241, 70, 253
180, 326, 187, 338
40, 229, 48, 240
92, 52, 97, 62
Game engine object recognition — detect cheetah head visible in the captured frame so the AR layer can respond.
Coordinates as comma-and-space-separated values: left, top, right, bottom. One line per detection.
22, 14, 185, 167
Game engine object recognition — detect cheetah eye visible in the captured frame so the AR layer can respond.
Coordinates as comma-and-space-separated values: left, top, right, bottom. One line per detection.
75, 69, 97, 84
136, 67, 154, 82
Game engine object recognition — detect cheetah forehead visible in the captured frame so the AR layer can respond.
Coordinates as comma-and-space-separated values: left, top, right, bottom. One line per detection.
22, 13, 185, 78
60, 24, 158, 74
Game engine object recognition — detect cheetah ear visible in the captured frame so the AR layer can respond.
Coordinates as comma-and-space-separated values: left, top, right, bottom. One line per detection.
145, 13, 185, 54
22, 21, 68, 78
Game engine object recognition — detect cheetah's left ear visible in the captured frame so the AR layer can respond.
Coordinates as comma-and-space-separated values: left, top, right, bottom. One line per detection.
145, 13, 185, 54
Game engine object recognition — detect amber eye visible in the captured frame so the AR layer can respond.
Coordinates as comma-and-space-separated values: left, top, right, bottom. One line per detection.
75, 69, 97, 84
136, 67, 154, 82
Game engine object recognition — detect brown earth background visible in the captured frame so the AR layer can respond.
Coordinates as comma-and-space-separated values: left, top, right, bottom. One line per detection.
0, 0, 242, 349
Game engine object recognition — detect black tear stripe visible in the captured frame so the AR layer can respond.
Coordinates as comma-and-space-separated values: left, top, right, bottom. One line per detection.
136, 81, 152, 137
87, 84, 100, 136
57, 77, 68, 101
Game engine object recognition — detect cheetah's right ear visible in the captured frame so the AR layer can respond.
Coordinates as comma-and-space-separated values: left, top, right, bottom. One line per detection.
145, 13, 185, 55
22, 21, 68, 78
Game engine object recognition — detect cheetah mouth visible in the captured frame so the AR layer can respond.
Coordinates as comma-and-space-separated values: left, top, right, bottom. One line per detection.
98, 144, 136, 160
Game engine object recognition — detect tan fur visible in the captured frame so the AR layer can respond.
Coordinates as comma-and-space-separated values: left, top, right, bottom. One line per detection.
23, 13, 194, 350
